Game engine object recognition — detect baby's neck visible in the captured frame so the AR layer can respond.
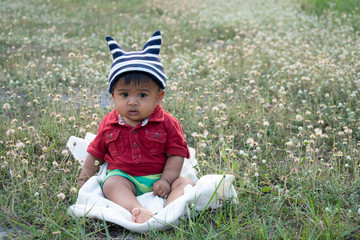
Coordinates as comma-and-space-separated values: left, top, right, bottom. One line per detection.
122, 117, 142, 128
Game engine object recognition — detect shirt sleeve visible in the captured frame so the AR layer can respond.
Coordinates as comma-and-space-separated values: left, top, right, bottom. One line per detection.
87, 118, 107, 160
164, 114, 190, 159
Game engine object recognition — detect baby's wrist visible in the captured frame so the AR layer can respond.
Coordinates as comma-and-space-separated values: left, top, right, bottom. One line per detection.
160, 178, 171, 186
79, 176, 89, 182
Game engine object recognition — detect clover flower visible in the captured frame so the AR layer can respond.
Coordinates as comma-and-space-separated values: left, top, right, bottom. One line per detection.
295, 115, 303, 121
15, 142, 25, 149
57, 193, 65, 200
3, 103, 10, 110
6, 129, 15, 136
246, 138, 255, 145
70, 187, 77, 194
61, 150, 69, 155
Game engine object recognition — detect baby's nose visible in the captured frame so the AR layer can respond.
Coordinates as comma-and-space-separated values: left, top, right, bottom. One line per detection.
128, 97, 138, 105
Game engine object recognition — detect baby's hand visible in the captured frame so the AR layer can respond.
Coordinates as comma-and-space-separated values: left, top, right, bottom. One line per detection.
153, 179, 171, 198
78, 177, 89, 188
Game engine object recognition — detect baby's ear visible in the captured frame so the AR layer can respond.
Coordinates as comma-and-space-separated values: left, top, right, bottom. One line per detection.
156, 90, 165, 104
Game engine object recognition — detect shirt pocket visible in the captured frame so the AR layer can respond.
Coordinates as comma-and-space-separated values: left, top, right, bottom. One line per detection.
104, 131, 124, 156
144, 130, 166, 154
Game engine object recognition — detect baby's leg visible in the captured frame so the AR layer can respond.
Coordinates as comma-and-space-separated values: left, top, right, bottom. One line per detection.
166, 177, 195, 206
102, 175, 153, 223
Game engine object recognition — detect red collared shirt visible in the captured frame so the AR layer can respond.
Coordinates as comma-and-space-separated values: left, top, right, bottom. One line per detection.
87, 105, 190, 176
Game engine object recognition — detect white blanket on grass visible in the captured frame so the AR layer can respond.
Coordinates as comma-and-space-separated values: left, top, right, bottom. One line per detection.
67, 133, 237, 233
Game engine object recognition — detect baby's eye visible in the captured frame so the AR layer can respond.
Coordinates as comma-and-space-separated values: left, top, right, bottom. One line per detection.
120, 93, 128, 97
139, 93, 147, 98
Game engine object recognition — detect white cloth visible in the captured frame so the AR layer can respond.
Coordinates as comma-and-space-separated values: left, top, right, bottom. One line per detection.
67, 133, 237, 233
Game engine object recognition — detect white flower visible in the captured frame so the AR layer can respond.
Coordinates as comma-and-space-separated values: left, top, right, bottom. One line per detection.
246, 138, 255, 145
219, 103, 227, 109
344, 128, 353, 134
70, 187, 77, 194
3, 103, 10, 110
15, 142, 25, 149
315, 128, 322, 136
254, 172, 259, 177
61, 150, 69, 155
57, 193, 65, 200
295, 115, 303, 121
6, 129, 15, 136
191, 132, 198, 138
203, 131, 208, 138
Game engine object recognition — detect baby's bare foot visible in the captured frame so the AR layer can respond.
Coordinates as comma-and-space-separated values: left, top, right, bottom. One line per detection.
131, 207, 154, 223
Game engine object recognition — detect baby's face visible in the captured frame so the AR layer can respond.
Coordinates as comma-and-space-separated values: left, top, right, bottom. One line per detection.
112, 80, 164, 127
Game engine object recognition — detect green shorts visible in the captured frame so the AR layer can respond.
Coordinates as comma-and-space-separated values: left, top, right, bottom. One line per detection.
101, 169, 162, 196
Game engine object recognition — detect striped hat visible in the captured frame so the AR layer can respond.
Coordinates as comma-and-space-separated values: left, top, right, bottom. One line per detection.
105, 31, 167, 93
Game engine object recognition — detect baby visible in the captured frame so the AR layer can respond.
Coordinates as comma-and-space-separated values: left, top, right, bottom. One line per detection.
78, 31, 195, 223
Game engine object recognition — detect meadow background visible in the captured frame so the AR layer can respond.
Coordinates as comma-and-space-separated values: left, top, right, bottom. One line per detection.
1, 0, 360, 238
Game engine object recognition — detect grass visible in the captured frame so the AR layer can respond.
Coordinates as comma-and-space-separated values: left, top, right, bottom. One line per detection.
299, 0, 360, 31
300, 0, 360, 15
1, 0, 360, 238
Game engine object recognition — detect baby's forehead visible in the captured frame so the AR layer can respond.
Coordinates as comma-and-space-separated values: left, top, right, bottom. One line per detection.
115, 78, 160, 89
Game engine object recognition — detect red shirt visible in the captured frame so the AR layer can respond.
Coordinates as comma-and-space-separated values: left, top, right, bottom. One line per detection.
87, 105, 190, 176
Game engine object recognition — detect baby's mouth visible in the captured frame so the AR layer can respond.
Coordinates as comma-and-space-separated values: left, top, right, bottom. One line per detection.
128, 110, 139, 115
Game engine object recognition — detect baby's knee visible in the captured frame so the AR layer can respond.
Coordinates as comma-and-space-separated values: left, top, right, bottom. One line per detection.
172, 177, 195, 189
103, 175, 136, 194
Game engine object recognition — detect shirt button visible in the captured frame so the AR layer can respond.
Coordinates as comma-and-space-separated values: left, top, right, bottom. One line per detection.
132, 130, 136, 134
109, 134, 113, 139
154, 133, 159, 138
133, 143, 137, 148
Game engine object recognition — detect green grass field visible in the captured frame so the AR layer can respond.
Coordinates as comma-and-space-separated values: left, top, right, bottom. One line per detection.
1, 0, 360, 238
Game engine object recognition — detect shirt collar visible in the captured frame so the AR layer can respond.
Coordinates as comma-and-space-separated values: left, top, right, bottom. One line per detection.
118, 115, 149, 126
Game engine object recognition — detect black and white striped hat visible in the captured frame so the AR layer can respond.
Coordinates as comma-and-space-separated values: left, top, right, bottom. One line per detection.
106, 31, 167, 93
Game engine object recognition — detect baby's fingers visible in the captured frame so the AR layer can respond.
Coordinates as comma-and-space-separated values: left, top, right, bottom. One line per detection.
152, 183, 162, 195
153, 185, 166, 198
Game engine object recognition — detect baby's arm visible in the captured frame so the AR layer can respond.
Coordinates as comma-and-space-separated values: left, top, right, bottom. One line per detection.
153, 155, 184, 198
78, 153, 105, 187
